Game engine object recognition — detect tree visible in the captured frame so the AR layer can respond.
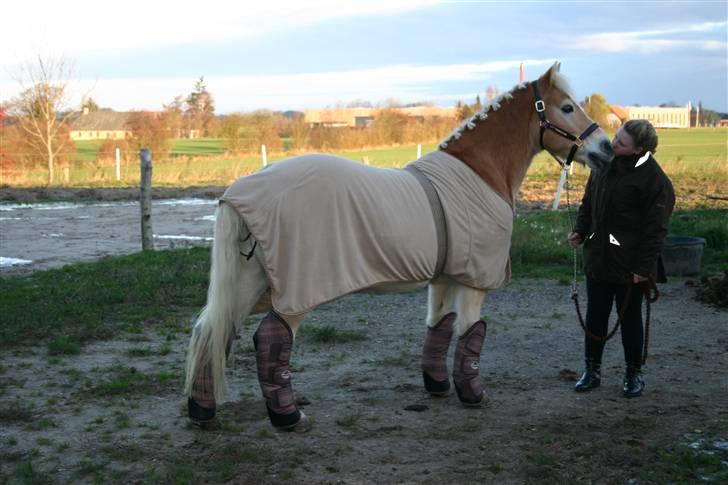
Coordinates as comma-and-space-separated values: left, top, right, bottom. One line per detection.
126, 111, 173, 159
221, 114, 246, 154
693, 102, 721, 127
81, 97, 100, 112
185, 77, 215, 136
163, 96, 186, 138
583, 93, 610, 127
8, 56, 77, 184
289, 113, 311, 151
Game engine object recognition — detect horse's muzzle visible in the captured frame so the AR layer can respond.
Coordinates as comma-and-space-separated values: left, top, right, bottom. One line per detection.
587, 150, 614, 174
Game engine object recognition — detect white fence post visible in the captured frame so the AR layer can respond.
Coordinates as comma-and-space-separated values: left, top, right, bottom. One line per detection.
552, 166, 568, 210
417, 144, 421, 159
262, 144, 267, 167
115, 147, 121, 181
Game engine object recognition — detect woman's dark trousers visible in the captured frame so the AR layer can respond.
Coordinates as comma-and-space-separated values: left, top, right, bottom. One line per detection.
585, 276, 644, 367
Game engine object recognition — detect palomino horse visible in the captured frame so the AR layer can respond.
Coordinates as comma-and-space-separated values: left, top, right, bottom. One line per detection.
184, 63, 615, 432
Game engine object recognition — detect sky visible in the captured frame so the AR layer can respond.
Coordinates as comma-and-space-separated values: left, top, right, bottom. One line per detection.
1, 0, 726, 114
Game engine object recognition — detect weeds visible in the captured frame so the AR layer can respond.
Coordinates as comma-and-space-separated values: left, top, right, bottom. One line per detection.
298, 324, 367, 344
335, 412, 364, 428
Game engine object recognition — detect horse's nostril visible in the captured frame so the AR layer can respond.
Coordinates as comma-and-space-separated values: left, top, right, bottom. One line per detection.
601, 140, 613, 155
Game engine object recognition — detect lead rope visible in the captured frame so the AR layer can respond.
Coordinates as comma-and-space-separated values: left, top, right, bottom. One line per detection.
560, 163, 654, 365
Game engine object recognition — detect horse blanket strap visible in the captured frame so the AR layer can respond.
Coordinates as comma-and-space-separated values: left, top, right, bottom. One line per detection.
405, 165, 448, 278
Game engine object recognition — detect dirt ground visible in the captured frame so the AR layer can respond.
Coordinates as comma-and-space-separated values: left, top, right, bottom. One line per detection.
1, 187, 726, 483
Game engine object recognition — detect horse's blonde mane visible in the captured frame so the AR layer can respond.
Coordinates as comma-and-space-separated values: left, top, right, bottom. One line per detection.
439, 69, 575, 150
439, 82, 530, 149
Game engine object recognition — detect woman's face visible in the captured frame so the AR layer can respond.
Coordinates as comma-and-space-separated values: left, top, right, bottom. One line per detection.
612, 127, 642, 156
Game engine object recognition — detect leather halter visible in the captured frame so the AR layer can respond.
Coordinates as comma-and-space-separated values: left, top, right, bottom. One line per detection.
531, 81, 599, 167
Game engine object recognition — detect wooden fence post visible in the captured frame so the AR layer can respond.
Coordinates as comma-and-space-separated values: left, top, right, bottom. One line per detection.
140, 149, 154, 251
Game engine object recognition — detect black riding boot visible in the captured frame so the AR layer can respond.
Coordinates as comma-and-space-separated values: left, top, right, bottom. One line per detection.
623, 365, 644, 398
574, 359, 601, 392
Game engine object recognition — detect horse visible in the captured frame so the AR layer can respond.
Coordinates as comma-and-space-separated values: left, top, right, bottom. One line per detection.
184, 62, 615, 432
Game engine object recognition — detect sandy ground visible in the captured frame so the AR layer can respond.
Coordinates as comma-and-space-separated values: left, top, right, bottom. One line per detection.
0, 188, 223, 274
1, 282, 726, 483
1, 187, 726, 483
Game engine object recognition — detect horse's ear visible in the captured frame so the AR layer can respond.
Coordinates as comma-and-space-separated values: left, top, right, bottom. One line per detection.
541, 61, 561, 87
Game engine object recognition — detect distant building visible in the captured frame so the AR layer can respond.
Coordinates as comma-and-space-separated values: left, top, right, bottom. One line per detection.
304, 106, 457, 128
69, 109, 132, 140
607, 104, 691, 129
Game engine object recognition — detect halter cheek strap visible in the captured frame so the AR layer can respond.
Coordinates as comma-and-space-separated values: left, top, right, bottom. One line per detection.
531, 81, 599, 167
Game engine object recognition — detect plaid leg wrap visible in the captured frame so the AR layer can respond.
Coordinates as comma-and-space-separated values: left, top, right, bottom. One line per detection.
422, 312, 455, 394
254, 312, 299, 423
191, 362, 216, 409
453, 320, 487, 406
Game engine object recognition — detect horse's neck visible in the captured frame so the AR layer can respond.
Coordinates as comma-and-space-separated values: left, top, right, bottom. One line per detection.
443, 93, 539, 205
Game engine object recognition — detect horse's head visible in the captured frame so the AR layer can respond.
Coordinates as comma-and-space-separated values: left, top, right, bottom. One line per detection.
533, 63, 614, 174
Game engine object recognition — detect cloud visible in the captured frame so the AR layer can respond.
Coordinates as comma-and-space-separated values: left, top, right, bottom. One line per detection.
570, 21, 727, 53
1, 0, 441, 65
0, 59, 554, 112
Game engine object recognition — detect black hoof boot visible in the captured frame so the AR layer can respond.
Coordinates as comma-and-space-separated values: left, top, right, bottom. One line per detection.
574, 360, 601, 392
188, 397, 217, 428
623, 367, 644, 398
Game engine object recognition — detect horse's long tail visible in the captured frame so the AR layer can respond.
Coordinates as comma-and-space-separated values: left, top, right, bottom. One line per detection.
184, 202, 248, 403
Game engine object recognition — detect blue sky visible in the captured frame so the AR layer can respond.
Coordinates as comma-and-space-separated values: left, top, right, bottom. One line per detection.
1, 0, 726, 113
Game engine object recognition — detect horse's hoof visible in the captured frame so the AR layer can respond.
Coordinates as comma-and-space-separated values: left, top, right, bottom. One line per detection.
277, 411, 312, 433
190, 417, 221, 430
455, 385, 488, 408
423, 371, 451, 397
188, 397, 216, 421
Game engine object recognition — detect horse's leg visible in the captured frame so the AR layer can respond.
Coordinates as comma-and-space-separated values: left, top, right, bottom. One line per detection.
253, 311, 311, 432
184, 203, 269, 425
451, 285, 488, 407
422, 281, 457, 395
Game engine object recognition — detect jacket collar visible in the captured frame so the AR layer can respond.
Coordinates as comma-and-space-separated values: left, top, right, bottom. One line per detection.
611, 152, 651, 174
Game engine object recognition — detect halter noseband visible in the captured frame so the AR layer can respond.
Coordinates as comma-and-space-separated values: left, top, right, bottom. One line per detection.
531, 81, 599, 167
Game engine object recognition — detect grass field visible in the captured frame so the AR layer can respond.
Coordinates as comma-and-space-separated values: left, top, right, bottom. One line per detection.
2, 129, 726, 208
1, 209, 724, 349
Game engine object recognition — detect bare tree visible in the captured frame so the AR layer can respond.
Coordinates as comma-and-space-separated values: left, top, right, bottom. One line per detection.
583, 93, 611, 128
9, 56, 77, 184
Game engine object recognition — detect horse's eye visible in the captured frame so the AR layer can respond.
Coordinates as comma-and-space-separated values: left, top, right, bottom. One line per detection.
561, 105, 574, 114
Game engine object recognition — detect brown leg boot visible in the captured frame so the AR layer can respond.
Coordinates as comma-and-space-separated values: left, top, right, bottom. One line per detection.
188, 361, 217, 427
453, 320, 487, 407
421, 312, 455, 396
254, 312, 308, 431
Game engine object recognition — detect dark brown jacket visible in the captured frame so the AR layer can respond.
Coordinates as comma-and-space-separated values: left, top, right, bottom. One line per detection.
574, 153, 675, 285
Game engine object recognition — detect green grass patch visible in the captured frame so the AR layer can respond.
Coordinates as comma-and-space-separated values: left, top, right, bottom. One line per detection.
335, 412, 365, 428
0, 209, 722, 356
47, 336, 81, 356
88, 365, 182, 398
298, 324, 368, 343
13, 460, 53, 485
0, 247, 210, 348
510, 208, 727, 278
643, 445, 728, 483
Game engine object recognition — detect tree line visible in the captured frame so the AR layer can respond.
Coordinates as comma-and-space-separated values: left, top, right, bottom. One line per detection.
1, 57, 723, 185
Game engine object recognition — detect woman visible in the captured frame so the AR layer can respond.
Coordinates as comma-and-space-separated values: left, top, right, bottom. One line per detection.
567, 119, 675, 398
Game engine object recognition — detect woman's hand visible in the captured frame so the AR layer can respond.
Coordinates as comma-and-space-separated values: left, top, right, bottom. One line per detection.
567, 232, 582, 248
633, 273, 648, 284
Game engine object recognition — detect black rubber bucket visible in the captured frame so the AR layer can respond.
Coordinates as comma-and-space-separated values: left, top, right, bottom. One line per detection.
662, 235, 706, 276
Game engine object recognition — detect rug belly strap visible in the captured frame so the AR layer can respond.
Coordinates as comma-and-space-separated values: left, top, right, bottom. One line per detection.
405, 164, 447, 278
